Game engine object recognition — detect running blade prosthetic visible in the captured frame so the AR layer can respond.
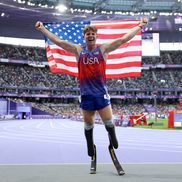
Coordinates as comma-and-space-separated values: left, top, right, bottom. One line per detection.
90, 145, 96, 174
108, 138, 125, 175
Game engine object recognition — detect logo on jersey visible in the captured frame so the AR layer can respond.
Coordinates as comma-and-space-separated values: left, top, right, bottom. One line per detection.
83, 57, 99, 65
93, 51, 99, 55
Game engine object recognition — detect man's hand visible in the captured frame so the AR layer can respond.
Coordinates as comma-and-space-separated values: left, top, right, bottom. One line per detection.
35, 21, 44, 31
138, 18, 148, 28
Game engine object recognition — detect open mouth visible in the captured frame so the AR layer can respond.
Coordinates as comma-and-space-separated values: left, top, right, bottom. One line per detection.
88, 38, 95, 42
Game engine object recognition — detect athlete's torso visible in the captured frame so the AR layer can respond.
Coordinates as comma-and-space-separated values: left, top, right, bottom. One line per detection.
78, 46, 108, 95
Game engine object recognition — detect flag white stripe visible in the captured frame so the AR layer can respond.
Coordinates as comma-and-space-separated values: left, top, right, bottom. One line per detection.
48, 43, 141, 55
48, 52, 141, 63
48, 60, 56, 66
106, 67, 141, 75
46, 51, 52, 58
110, 46, 141, 54
48, 37, 141, 48
47, 46, 141, 62
49, 54, 76, 62
97, 29, 140, 34
96, 36, 141, 44
107, 57, 141, 64
55, 63, 141, 75
56, 63, 78, 73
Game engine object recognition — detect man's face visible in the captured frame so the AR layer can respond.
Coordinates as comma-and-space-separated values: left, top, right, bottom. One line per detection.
84, 30, 97, 46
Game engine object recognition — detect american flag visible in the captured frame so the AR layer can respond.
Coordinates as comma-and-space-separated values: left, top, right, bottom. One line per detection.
44, 20, 142, 78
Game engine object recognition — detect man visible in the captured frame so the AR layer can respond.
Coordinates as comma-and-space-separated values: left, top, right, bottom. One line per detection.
35, 18, 148, 174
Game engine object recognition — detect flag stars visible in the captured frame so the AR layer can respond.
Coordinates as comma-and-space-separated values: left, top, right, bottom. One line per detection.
45, 21, 90, 46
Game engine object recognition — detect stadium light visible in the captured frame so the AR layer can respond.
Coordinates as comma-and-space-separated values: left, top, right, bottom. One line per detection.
56, 4, 68, 12
1, 12, 5, 17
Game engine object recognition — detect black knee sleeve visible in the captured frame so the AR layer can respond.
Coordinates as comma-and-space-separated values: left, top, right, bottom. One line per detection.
105, 125, 118, 149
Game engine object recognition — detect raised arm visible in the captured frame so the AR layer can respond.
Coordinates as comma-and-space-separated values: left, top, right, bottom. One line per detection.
101, 18, 148, 56
35, 21, 81, 57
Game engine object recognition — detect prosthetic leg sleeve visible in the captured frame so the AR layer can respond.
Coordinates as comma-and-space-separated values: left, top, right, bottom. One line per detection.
105, 120, 118, 149
84, 123, 95, 157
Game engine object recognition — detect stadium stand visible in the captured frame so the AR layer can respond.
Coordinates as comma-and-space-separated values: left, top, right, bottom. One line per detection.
0, 43, 182, 120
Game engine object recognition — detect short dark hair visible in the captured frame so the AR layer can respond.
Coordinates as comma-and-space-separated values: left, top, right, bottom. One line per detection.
83, 25, 97, 35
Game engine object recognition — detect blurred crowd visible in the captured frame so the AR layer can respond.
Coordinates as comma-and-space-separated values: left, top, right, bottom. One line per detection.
10, 98, 179, 122
0, 44, 182, 118
0, 44, 47, 62
0, 63, 182, 91
1, 44, 182, 64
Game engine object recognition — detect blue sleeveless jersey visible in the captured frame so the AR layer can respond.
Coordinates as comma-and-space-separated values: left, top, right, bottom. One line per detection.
78, 46, 108, 96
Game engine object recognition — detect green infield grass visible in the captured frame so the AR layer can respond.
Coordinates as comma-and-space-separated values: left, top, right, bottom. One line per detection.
135, 118, 182, 130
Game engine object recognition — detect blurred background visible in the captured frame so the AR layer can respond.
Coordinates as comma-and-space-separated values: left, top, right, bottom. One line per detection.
1, 0, 182, 129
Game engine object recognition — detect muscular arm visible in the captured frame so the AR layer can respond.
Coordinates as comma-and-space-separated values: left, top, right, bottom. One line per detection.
35, 21, 82, 57
100, 18, 148, 58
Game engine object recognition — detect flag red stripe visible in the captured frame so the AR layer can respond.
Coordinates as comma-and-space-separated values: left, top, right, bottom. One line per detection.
46, 47, 75, 57
93, 20, 138, 24
50, 66, 141, 79
120, 41, 141, 48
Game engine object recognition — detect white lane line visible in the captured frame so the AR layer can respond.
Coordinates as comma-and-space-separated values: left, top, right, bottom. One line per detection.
1, 162, 182, 165
1, 127, 181, 150
1, 125, 182, 150
0, 135, 86, 145
0, 135, 182, 153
